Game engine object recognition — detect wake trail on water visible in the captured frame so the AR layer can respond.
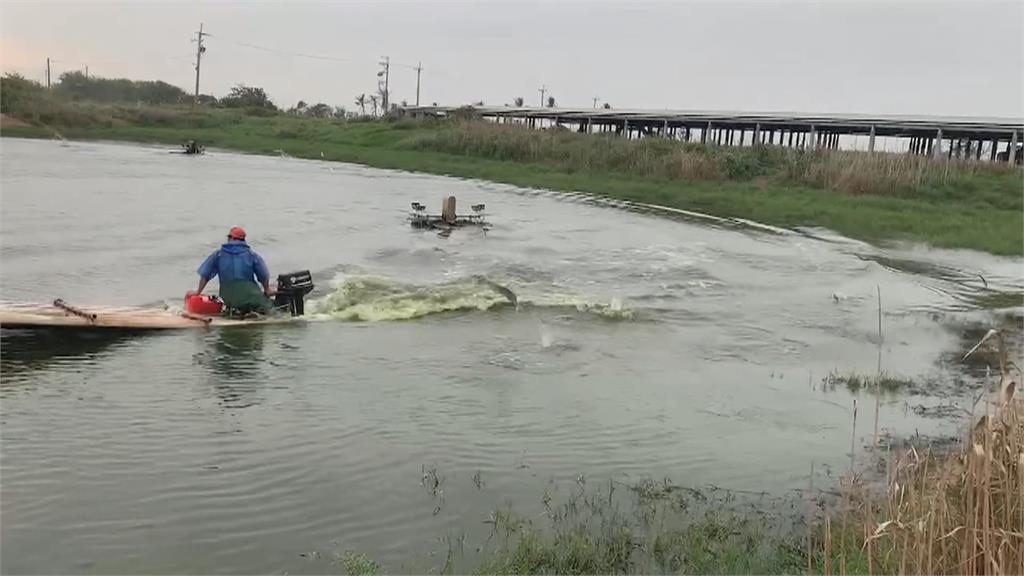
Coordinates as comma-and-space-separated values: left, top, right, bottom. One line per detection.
305, 275, 633, 322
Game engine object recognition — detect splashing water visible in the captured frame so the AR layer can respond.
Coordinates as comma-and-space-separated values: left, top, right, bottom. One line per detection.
550, 294, 635, 320
305, 275, 632, 322
538, 319, 555, 349
306, 276, 518, 322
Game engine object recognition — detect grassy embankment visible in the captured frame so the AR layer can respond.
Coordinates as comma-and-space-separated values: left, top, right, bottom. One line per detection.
2, 96, 1021, 256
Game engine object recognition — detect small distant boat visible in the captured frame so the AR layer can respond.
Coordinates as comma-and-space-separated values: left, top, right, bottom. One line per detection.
171, 141, 205, 155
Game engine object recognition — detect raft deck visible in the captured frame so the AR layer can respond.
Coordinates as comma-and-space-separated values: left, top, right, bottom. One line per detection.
0, 300, 283, 330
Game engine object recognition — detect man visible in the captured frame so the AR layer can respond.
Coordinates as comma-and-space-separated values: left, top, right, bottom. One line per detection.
194, 227, 273, 314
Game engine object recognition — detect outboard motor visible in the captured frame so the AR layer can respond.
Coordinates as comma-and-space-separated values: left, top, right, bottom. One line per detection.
274, 270, 315, 316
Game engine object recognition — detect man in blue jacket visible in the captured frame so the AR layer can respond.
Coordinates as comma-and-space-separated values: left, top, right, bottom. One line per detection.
194, 227, 273, 314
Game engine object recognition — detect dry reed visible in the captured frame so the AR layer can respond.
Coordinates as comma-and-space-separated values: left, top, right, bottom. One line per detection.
823, 329, 1024, 575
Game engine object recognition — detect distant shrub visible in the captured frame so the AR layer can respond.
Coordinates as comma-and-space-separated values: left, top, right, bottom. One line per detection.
54, 71, 190, 105
219, 85, 278, 112
1, 73, 45, 115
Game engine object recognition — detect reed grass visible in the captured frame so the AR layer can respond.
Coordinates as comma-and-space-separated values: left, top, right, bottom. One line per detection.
403, 121, 1021, 201
821, 330, 1024, 575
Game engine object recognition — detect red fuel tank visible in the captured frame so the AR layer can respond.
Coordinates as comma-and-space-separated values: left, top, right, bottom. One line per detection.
184, 293, 224, 316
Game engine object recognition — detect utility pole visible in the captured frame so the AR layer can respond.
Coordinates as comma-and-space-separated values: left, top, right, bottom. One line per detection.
378, 56, 390, 112
85, 65, 89, 79
414, 62, 422, 106
193, 23, 209, 106
46, 57, 51, 89
538, 85, 547, 107
592, 96, 599, 109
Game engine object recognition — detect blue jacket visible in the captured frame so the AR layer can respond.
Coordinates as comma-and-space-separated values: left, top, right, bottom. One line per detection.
198, 240, 269, 285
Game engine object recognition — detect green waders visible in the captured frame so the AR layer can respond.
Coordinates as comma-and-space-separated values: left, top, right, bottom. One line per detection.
219, 281, 273, 315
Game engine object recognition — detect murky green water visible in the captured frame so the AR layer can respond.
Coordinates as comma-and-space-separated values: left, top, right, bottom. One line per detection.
1, 138, 1020, 573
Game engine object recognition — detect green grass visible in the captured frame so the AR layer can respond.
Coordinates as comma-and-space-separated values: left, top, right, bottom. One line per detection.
369, 477, 808, 575
3, 103, 1022, 255
324, 476, 851, 575
475, 507, 805, 575
340, 552, 382, 576
822, 371, 918, 395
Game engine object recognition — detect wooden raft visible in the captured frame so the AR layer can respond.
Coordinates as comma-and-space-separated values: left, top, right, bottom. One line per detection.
0, 299, 212, 330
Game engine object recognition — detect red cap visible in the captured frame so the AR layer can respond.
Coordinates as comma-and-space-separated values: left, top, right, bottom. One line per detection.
228, 226, 246, 240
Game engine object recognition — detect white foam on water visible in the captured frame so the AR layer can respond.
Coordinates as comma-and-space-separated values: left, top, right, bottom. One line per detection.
305, 274, 634, 322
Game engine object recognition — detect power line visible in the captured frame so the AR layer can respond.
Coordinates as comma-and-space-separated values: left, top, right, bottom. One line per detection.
389, 59, 422, 71
214, 35, 439, 85
200, 33, 447, 106
215, 35, 353, 63
49, 54, 193, 68
216, 35, 424, 71
18, 30, 448, 106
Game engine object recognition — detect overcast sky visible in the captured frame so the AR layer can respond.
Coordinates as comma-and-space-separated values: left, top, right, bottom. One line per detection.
2, 0, 1021, 117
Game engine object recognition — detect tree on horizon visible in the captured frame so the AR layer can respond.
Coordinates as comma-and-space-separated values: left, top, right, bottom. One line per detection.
220, 84, 276, 110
